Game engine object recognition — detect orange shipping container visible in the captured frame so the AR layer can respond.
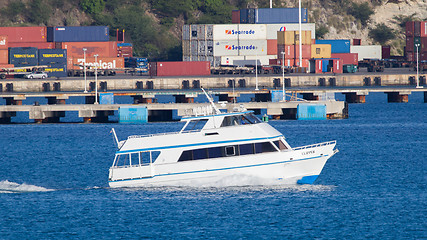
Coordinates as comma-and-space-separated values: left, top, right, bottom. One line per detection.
0, 49, 8, 64
0, 36, 8, 50
67, 57, 124, 70
277, 31, 295, 45
277, 45, 295, 59
311, 44, 331, 58
0, 27, 47, 43
295, 45, 311, 59
277, 58, 294, 67
294, 58, 309, 68
8, 42, 55, 49
267, 39, 277, 55
60, 41, 118, 58
294, 31, 312, 45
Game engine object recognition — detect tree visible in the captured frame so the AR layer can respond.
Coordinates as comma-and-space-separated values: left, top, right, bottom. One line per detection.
348, 2, 374, 26
27, 0, 52, 25
316, 25, 329, 39
80, 0, 105, 15
369, 23, 396, 45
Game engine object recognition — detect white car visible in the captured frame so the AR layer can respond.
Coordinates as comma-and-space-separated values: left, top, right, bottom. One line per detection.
25, 71, 48, 79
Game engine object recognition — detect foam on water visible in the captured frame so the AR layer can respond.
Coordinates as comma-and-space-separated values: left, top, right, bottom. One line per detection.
0, 180, 54, 193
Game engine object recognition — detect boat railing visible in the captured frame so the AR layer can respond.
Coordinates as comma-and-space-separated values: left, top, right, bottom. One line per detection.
292, 140, 336, 151
128, 129, 202, 139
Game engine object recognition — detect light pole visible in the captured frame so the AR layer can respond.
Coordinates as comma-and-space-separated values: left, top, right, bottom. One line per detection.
94, 54, 99, 104
255, 52, 259, 91
83, 48, 87, 93
298, 0, 302, 67
415, 43, 423, 89
281, 51, 286, 101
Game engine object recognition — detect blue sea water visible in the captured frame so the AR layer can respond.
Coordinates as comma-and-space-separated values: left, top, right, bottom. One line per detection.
0, 92, 426, 239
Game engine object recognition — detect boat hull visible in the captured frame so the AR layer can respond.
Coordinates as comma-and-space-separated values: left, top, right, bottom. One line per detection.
108, 142, 336, 188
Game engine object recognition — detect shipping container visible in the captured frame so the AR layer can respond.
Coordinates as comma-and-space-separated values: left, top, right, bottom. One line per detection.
295, 45, 311, 59
256, 8, 308, 24
406, 21, 414, 37
294, 31, 312, 45
297, 104, 326, 120
294, 58, 309, 68
350, 45, 382, 61
331, 53, 358, 65
0, 27, 47, 43
311, 59, 323, 73
207, 41, 214, 56
232, 10, 240, 24
315, 39, 350, 53
0, 49, 8, 64
183, 25, 190, 40
311, 44, 332, 58
117, 43, 132, 47
277, 31, 295, 45
421, 37, 427, 52
420, 52, 427, 61
150, 61, 210, 76
0, 64, 14, 69
267, 39, 277, 55
119, 106, 148, 124
221, 55, 276, 66
406, 51, 414, 62
8, 42, 55, 49
38, 49, 67, 65
277, 58, 294, 67
47, 26, 109, 42
213, 24, 267, 41
213, 40, 267, 56
67, 57, 124, 70
382, 46, 391, 59
44, 63, 67, 78
277, 45, 295, 59
190, 40, 198, 56
406, 36, 414, 52
59, 41, 118, 58
333, 59, 343, 74
183, 41, 190, 56
0, 36, 7, 50
353, 39, 361, 45
414, 22, 421, 37
117, 46, 133, 57
266, 23, 315, 39
421, 21, 427, 37
9, 47, 38, 67
240, 9, 249, 23
248, 8, 256, 24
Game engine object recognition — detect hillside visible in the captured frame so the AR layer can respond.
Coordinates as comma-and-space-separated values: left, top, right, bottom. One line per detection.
0, 0, 426, 59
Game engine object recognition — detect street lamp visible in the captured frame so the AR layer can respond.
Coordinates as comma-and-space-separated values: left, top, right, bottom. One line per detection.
281, 51, 286, 101
255, 52, 259, 91
83, 48, 87, 93
94, 54, 99, 104
298, 0, 302, 67
415, 43, 423, 89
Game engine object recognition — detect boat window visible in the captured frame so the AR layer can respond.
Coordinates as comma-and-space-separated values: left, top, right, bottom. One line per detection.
208, 147, 222, 159
178, 150, 193, 161
193, 148, 208, 160
239, 143, 254, 155
183, 119, 208, 132
244, 113, 262, 124
140, 151, 160, 164
273, 140, 288, 150
114, 154, 131, 167
255, 142, 277, 154
221, 116, 240, 127
130, 153, 140, 165
225, 146, 236, 156
221, 113, 261, 127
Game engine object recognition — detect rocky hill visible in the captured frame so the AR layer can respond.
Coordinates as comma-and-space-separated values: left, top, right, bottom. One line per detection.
0, 0, 426, 58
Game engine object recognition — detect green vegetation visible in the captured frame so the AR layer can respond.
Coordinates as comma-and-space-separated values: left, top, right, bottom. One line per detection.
347, 2, 374, 27
80, 0, 105, 15
369, 23, 397, 45
316, 25, 329, 39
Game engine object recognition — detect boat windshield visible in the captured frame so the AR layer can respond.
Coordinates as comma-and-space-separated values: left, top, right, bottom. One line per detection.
181, 119, 208, 132
221, 113, 262, 127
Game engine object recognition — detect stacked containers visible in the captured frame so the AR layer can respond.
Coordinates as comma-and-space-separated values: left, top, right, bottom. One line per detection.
38, 49, 67, 77
350, 45, 382, 61
47, 26, 109, 42
117, 43, 133, 57
59, 41, 118, 67
316, 39, 355, 67
0, 27, 47, 42
276, 30, 312, 67
0, 36, 9, 66
406, 21, 427, 61
150, 61, 210, 76
315, 40, 350, 53
256, 8, 308, 24
9, 47, 38, 67
67, 57, 124, 71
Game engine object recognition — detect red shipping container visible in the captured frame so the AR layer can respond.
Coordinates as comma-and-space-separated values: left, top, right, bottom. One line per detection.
295, 45, 311, 59
421, 52, 427, 61
421, 37, 427, 52
8, 42, 55, 49
333, 59, 343, 74
406, 37, 414, 52
331, 53, 358, 65
406, 52, 414, 62
294, 58, 309, 68
314, 59, 323, 73
0, 27, 47, 43
277, 45, 294, 59
60, 41, 118, 58
267, 39, 277, 55
269, 59, 278, 65
406, 21, 414, 37
414, 21, 421, 37
382, 46, 391, 59
150, 61, 210, 76
67, 57, 124, 70
0, 64, 14, 69
0, 49, 8, 64
232, 10, 240, 24
277, 58, 294, 67
353, 39, 361, 45
421, 21, 427, 37
0, 36, 8, 50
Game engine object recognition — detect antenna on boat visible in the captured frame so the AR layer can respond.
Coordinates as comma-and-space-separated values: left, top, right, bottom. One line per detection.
111, 128, 120, 147
201, 88, 221, 114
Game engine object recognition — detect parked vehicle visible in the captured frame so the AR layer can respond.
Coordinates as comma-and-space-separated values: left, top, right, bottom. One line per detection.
24, 71, 48, 79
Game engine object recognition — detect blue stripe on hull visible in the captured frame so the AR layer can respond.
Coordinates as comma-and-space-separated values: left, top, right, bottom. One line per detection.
297, 175, 319, 184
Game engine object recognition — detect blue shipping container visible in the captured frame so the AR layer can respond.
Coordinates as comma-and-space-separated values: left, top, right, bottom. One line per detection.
9, 47, 38, 67
44, 63, 67, 78
297, 104, 326, 120
240, 9, 249, 23
99, 93, 114, 104
119, 106, 148, 123
256, 8, 308, 24
315, 39, 350, 53
47, 26, 109, 42
322, 59, 329, 72
118, 43, 132, 47
38, 49, 67, 65
271, 90, 285, 102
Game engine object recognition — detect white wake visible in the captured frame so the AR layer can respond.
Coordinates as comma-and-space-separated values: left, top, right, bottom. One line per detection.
0, 180, 54, 193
